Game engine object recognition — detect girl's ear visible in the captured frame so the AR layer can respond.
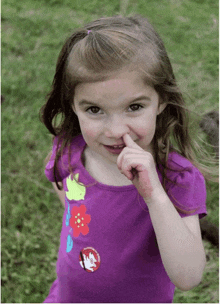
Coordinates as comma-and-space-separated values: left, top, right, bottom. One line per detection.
157, 102, 167, 115
72, 103, 77, 115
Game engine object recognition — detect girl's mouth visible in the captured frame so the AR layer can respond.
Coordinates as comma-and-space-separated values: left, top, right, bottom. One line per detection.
104, 144, 125, 154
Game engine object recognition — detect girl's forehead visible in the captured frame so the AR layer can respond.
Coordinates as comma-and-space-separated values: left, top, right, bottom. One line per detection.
74, 70, 155, 98
73, 70, 159, 107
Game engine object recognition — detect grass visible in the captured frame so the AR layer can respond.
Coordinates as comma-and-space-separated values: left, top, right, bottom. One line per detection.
2, 0, 218, 302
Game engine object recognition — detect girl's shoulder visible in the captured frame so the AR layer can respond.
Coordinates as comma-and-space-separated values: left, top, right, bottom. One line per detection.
53, 133, 85, 151
45, 134, 86, 182
164, 151, 207, 217
166, 150, 205, 184
167, 151, 195, 170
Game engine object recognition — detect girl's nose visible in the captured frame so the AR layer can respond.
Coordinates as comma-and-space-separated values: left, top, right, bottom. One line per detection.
104, 116, 130, 138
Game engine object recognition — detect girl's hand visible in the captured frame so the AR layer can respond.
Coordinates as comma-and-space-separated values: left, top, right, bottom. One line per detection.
117, 133, 164, 202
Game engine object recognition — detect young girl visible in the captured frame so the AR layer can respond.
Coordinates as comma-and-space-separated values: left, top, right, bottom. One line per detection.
41, 15, 209, 303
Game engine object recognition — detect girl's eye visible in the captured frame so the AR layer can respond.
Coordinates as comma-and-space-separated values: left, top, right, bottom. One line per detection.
86, 106, 101, 114
129, 104, 143, 112
86, 104, 143, 114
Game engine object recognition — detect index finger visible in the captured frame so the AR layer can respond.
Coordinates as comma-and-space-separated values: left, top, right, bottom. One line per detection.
123, 133, 142, 150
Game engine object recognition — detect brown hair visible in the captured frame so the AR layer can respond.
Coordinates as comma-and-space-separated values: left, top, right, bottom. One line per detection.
40, 15, 217, 213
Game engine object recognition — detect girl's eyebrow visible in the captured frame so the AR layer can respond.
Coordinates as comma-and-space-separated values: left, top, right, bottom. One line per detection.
78, 95, 151, 107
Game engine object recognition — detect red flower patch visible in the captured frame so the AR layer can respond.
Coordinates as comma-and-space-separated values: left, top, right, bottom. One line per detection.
70, 205, 91, 237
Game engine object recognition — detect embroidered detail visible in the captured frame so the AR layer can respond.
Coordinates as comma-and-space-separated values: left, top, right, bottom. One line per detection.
66, 234, 73, 253
79, 247, 101, 272
70, 205, 91, 237
66, 173, 86, 201
65, 201, 71, 226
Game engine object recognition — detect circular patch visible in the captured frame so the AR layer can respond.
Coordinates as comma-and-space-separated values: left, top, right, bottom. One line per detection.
79, 247, 101, 273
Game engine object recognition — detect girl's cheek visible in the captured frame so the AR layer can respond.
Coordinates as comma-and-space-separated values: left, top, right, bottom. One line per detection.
84, 120, 100, 133
129, 125, 149, 139
84, 130, 97, 139
80, 122, 100, 139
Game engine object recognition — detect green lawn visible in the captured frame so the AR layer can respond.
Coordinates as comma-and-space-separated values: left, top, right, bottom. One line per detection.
2, 0, 218, 302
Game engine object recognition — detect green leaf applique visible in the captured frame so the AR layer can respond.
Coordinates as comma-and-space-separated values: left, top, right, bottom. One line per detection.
66, 173, 86, 201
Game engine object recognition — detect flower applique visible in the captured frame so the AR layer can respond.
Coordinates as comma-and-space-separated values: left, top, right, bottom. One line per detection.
66, 173, 86, 201
70, 205, 91, 237
64, 173, 91, 253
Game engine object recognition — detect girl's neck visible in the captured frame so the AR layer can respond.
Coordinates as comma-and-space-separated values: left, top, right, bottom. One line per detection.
82, 146, 133, 186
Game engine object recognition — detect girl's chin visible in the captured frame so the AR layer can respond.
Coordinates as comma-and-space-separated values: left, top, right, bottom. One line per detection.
87, 145, 118, 162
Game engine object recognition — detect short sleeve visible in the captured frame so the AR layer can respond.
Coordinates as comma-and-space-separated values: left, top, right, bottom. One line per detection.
45, 134, 86, 183
167, 166, 207, 219
45, 137, 70, 182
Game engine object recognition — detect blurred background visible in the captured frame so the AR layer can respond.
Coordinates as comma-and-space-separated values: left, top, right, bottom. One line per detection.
2, 0, 218, 302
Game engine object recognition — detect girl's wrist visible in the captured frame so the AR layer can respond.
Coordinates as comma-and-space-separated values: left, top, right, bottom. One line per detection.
144, 185, 168, 206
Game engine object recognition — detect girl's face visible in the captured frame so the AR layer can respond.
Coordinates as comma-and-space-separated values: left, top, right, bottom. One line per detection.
73, 70, 166, 165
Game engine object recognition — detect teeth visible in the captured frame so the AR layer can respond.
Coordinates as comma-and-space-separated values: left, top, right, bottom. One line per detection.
112, 145, 124, 148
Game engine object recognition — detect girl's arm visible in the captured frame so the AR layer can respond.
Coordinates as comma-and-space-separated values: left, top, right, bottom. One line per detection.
117, 133, 206, 291
52, 182, 65, 207
146, 192, 206, 291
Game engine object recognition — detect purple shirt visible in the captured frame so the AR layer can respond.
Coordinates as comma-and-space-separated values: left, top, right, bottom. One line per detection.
44, 135, 207, 303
